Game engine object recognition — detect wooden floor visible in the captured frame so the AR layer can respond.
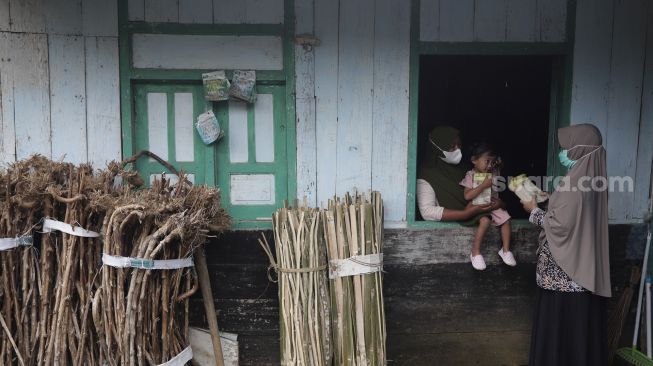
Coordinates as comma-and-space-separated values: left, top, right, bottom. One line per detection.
189, 225, 639, 365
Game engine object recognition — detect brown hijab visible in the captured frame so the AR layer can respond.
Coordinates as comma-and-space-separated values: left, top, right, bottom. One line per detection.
542, 123, 611, 297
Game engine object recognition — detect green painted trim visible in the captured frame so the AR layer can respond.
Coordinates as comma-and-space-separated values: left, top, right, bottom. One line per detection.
284, 0, 297, 204
247, 104, 256, 163
131, 69, 286, 82
118, 0, 134, 158
406, 0, 420, 225
418, 42, 568, 55
127, 22, 285, 36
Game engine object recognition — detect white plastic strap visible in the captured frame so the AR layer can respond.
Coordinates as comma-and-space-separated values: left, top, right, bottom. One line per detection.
102, 253, 194, 270
0, 236, 33, 251
157, 346, 193, 366
329, 253, 383, 279
42, 219, 100, 238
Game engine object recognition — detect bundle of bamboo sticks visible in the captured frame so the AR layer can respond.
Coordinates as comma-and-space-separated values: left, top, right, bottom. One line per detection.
0, 154, 229, 365
260, 192, 386, 366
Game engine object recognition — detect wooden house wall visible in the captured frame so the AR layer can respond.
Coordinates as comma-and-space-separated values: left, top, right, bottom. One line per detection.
0, 0, 121, 168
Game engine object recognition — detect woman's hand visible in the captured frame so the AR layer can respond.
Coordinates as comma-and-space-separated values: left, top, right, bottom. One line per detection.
521, 197, 538, 213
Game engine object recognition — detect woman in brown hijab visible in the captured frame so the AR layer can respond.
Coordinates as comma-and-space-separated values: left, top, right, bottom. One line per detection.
522, 123, 611, 366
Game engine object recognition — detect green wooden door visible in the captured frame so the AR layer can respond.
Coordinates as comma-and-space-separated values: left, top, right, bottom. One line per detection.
214, 85, 288, 225
133, 83, 215, 186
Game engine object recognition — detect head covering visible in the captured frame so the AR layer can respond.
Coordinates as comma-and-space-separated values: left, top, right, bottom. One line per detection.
417, 126, 468, 210
542, 123, 611, 297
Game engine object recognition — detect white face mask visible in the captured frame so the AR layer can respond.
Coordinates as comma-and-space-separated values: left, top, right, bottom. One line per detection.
430, 137, 462, 165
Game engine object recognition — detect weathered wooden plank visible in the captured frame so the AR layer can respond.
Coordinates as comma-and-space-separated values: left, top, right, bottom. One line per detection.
174, 92, 194, 162
228, 100, 249, 163
506, 0, 536, 41
633, 2, 653, 220
606, 0, 647, 222
420, 0, 440, 41
313, 0, 338, 205
189, 298, 279, 334
294, 0, 316, 205
205, 264, 278, 299
82, 0, 118, 36
439, 0, 474, 41
0, 33, 15, 164
336, 0, 375, 195
474, 0, 507, 41
49, 35, 87, 164
245, 0, 284, 24
213, 0, 246, 24
128, 0, 145, 21
9, 0, 46, 33
46, 0, 82, 35
179, 0, 213, 23
537, 0, 567, 42
372, 0, 410, 222
86, 36, 121, 168
569, 0, 613, 137
11, 33, 51, 160
0, 0, 9, 31
132, 34, 284, 70
254, 94, 274, 163
144, 0, 178, 23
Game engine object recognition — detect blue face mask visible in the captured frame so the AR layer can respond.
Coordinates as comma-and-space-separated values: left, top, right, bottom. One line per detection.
558, 149, 577, 169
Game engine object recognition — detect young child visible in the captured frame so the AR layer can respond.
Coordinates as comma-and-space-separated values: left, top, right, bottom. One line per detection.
459, 142, 516, 270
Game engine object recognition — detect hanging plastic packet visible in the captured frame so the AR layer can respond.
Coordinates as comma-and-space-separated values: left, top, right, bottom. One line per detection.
195, 110, 224, 145
229, 70, 257, 103
509, 174, 548, 203
202, 71, 230, 101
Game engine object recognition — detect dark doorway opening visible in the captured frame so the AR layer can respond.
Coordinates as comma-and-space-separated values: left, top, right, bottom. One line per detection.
417, 55, 553, 219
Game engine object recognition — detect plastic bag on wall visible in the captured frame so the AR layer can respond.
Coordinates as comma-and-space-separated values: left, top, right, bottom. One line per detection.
203, 71, 231, 101
229, 70, 257, 103
195, 110, 224, 145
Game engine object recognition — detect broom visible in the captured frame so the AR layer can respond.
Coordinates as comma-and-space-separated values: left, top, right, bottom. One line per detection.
609, 266, 641, 364
616, 231, 653, 366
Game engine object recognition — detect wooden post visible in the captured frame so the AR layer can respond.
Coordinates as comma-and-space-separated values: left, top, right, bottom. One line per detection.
195, 248, 225, 366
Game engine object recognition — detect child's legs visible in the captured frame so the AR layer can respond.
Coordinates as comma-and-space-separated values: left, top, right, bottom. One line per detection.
472, 216, 492, 256
492, 209, 511, 252
500, 219, 511, 251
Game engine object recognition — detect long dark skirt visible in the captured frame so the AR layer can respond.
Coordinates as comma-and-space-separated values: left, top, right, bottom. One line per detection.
529, 287, 608, 366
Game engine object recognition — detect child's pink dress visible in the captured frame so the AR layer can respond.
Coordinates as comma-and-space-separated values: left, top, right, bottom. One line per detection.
459, 170, 511, 226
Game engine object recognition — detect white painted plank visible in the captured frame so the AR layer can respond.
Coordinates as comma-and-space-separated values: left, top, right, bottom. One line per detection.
213, 0, 246, 24
0, 33, 15, 164
174, 92, 194, 162
506, 0, 536, 41
420, 0, 440, 41
46, 0, 82, 35
147, 93, 168, 160
254, 94, 274, 163
49, 35, 87, 164
132, 34, 283, 70
537, 0, 567, 42
372, 0, 410, 222
295, 0, 316, 204
86, 36, 121, 168
570, 0, 613, 137
633, 2, 653, 220
0, 0, 9, 31
336, 0, 374, 195
314, 0, 338, 205
245, 0, 284, 24
439, 0, 474, 42
128, 0, 145, 21
10, 0, 46, 33
228, 101, 248, 163
145, 0, 178, 23
11, 33, 51, 159
606, 0, 647, 222
179, 0, 213, 23
230, 174, 275, 205
83, 0, 118, 36
474, 0, 507, 41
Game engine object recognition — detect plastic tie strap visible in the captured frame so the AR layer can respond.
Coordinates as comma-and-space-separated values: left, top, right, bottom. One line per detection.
329, 253, 383, 279
0, 235, 33, 251
42, 219, 100, 238
102, 253, 194, 270
157, 346, 193, 366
